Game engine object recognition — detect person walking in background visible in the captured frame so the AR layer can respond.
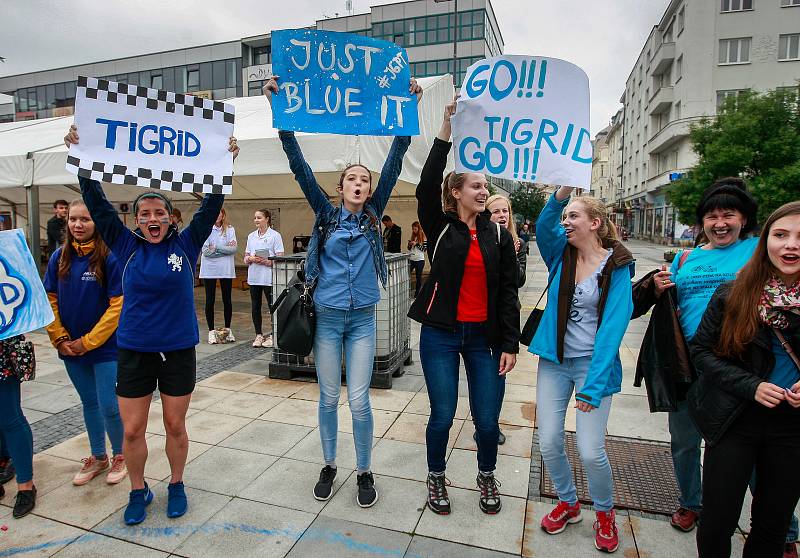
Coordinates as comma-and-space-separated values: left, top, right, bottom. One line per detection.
530, 184, 634, 553
47, 199, 69, 254
382, 215, 402, 253
518, 222, 531, 254
407, 221, 427, 298
200, 207, 237, 345
244, 208, 283, 348
410, 97, 519, 517
633, 179, 762, 535
44, 199, 127, 487
264, 75, 421, 508
690, 201, 800, 558
65, 125, 238, 526
0, 336, 36, 518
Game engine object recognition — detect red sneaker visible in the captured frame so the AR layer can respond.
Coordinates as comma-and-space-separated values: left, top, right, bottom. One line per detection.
594, 509, 619, 553
785, 542, 798, 558
540, 501, 582, 534
670, 507, 699, 532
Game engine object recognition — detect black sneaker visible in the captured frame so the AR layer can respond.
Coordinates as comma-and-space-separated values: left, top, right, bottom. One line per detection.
356, 472, 378, 508
0, 459, 14, 484
13, 485, 36, 519
476, 473, 502, 515
426, 473, 451, 515
314, 466, 337, 501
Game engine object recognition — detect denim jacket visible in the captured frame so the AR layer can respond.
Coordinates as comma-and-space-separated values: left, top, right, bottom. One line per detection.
278, 131, 411, 288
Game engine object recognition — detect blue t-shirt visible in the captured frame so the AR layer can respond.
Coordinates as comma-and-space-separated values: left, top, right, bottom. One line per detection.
44, 248, 123, 364
315, 207, 379, 310
769, 332, 800, 389
671, 237, 758, 340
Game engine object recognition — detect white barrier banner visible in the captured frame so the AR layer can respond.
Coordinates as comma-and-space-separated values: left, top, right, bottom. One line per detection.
452, 56, 592, 188
67, 76, 235, 194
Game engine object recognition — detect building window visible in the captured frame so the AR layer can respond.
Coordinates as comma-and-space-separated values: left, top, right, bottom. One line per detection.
675, 101, 681, 119
720, 0, 753, 11
248, 80, 265, 97
779, 34, 800, 60
253, 46, 271, 66
781, 0, 800, 6
678, 6, 685, 33
719, 37, 751, 64
676, 55, 683, 80
150, 74, 163, 89
187, 69, 200, 91
663, 21, 674, 43
716, 88, 749, 109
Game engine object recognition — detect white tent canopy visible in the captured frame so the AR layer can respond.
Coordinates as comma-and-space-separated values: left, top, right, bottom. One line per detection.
0, 74, 455, 205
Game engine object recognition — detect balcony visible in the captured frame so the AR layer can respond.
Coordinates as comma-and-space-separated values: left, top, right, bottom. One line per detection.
648, 86, 674, 115
648, 116, 704, 153
651, 41, 675, 75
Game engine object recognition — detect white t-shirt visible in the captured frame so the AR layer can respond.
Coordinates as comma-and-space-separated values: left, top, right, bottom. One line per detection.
245, 228, 284, 286
199, 225, 237, 279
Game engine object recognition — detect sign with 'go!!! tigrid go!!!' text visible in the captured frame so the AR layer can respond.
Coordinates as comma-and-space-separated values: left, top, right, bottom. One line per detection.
270, 29, 420, 136
66, 76, 236, 194
452, 56, 592, 189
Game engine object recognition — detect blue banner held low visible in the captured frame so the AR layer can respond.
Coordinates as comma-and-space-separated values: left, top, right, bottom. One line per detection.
271, 29, 419, 136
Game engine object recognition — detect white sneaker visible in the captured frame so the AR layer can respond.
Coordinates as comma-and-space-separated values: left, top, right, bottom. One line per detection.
225, 329, 236, 343
208, 331, 218, 345
262, 334, 273, 348
253, 334, 265, 347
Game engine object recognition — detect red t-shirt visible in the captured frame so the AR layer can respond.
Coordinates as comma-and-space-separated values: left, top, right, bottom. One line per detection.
456, 229, 488, 322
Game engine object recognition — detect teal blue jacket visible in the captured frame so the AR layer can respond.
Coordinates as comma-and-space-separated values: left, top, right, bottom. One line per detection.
529, 193, 635, 407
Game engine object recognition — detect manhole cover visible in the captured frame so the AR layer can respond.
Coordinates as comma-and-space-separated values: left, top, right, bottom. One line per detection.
540, 433, 680, 515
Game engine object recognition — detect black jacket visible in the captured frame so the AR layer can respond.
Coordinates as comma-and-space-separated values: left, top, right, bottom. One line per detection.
47, 216, 65, 253
408, 138, 520, 354
383, 224, 402, 253
631, 270, 694, 412
688, 282, 800, 446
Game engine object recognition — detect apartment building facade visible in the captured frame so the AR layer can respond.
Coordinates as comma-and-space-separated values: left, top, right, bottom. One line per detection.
0, 0, 503, 123
616, 0, 799, 242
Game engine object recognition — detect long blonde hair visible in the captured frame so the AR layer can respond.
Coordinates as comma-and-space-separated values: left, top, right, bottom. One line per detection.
570, 196, 618, 245
486, 194, 519, 244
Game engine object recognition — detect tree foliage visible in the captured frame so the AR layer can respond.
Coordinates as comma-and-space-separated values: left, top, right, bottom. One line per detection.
668, 87, 800, 226
510, 183, 547, 223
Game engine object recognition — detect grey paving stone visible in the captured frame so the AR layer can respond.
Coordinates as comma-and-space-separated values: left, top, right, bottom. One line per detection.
219, 419, 314, 457
50, 532, 169, 557
175, 498, 316, 558
24, 384, 81, 413
406, 535, 518, 558
0, 513, 85, 557
183, 446, 277, 496
20, 379, 62, 401
20, 407, 51, 424
33, 368, 72, 387
389, 374, 426, 393
240, 457, 354, 514
321, 473, 426, 534
606, 394, 670, 442
370, 438, 429, 482
286, 515, 411, 558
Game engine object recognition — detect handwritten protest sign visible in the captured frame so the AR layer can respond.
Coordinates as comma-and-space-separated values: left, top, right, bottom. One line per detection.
452, 56, 592, 188
271, 29, 419, 136
67, 76, 236, 194
0, 230, 54, 340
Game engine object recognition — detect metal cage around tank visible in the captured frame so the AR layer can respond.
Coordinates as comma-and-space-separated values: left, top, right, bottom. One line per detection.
268, 253, 412, 388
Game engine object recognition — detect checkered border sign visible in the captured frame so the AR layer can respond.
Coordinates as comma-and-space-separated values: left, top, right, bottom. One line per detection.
66, 76, 234, 194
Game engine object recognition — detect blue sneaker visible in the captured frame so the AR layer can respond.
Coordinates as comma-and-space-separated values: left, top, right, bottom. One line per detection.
167, 481, 188, 518
124, 483, 153, 525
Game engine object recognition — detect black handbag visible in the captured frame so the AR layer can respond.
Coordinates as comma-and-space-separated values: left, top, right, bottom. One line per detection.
519, 271, 556, 347
0, 335, 36, 382
272, 265, 316, 356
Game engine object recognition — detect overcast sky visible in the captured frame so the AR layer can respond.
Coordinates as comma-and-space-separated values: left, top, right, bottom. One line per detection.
0, 0, 669, 134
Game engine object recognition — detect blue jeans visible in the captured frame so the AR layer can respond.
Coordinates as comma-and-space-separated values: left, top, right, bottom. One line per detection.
64, 360, 124, 457
537, 356, 614, 512
419, 323, 504, 473
669, 400, 703, 512
313, 304, 376, 472
0, 377, 33, 483
750, 471, 800, 543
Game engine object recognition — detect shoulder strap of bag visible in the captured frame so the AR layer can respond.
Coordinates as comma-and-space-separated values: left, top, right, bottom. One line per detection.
534, 270, 557, 309
774, 328, 800, 371
677, 249, 691, 271
431, 223, 449, 263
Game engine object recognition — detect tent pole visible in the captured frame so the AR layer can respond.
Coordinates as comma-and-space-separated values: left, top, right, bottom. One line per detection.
25, 152, 41, 266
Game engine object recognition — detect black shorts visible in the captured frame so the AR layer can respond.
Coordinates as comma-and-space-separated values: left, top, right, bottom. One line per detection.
116, 347, 196, 398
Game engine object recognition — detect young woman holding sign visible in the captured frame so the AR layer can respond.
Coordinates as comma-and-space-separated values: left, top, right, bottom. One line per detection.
409, 98, 520, 516
529, 185, 634, 553
200, 207, 237, 345
44, 199, 127, 487
264, 76, 421, 508
64, 125, 239, 526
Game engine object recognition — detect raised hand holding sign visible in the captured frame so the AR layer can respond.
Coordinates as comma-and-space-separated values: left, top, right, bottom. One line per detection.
270, 29, 420, 136
451, 56, 592, 188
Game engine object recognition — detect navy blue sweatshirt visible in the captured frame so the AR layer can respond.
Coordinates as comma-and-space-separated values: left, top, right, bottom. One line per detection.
79, 176, 223, 352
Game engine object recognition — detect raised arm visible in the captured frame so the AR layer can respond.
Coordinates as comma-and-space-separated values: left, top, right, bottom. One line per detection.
78, 176, 135, 258
370, 135, 411, 216
278, 131, 333, 215
535, 193, 569, 270
183, 193, 225, 249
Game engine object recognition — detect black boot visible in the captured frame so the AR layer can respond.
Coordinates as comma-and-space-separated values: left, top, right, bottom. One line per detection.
0, 459, 15, 484
13, 485, 36, 519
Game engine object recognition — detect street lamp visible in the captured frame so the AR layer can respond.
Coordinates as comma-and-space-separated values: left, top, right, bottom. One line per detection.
433, 0, 458, 82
